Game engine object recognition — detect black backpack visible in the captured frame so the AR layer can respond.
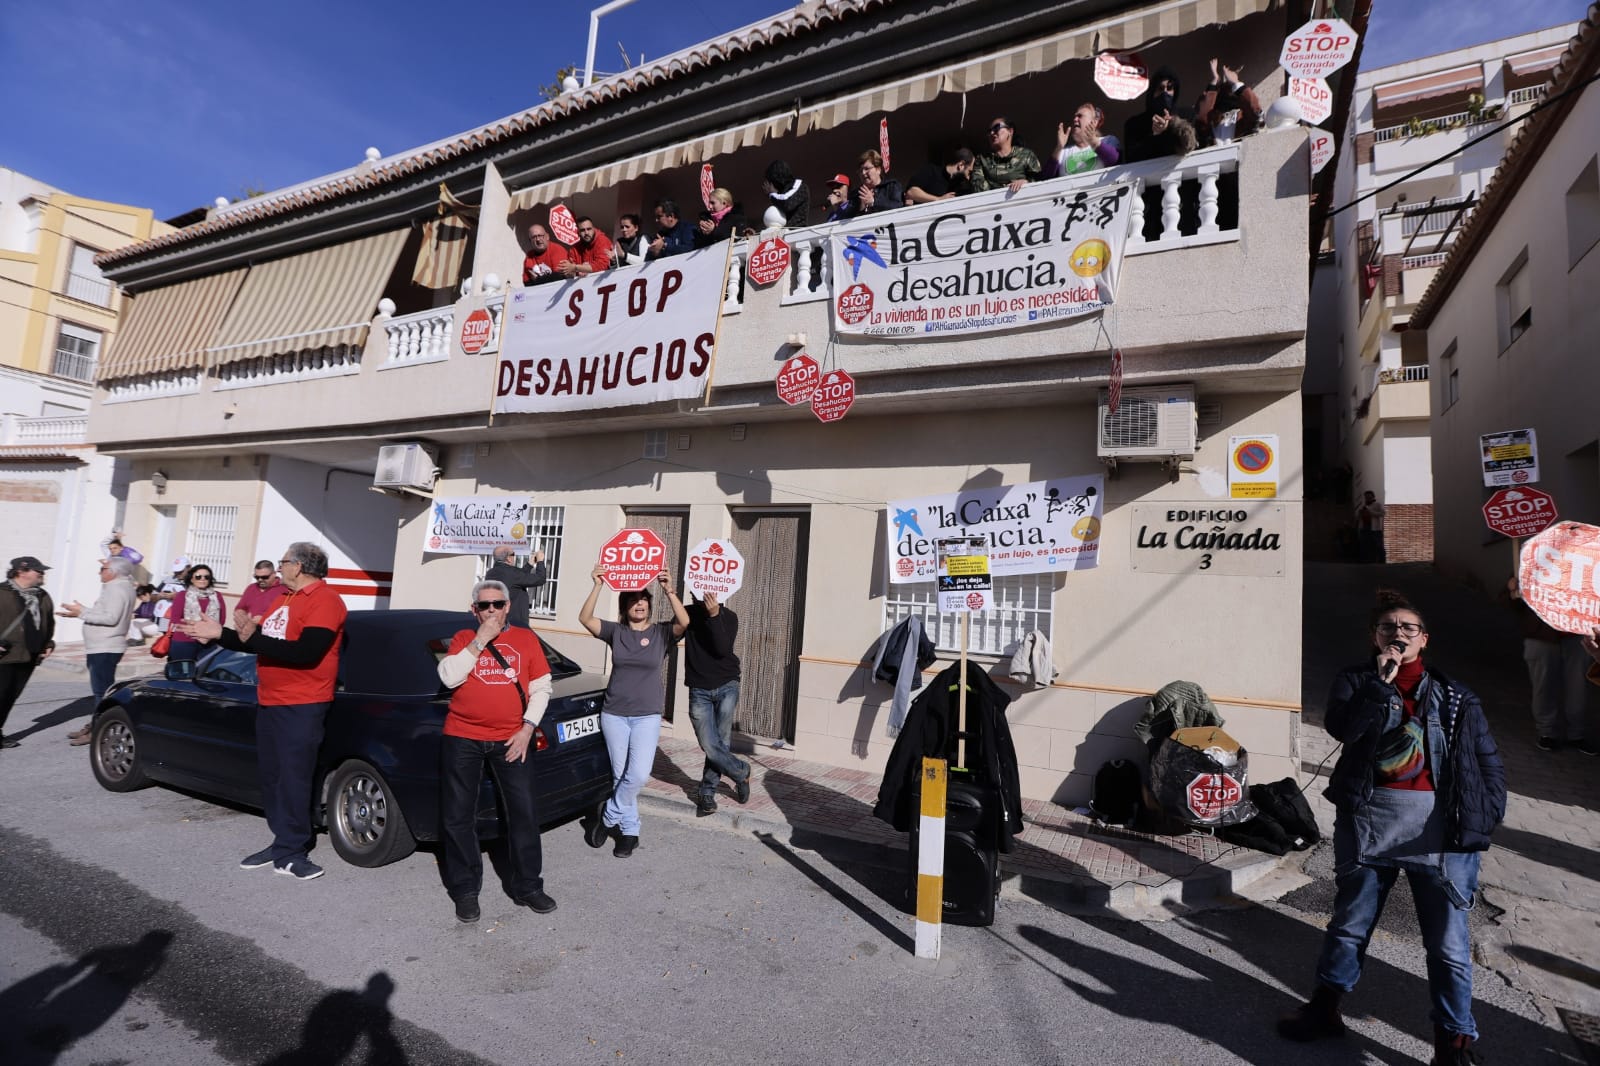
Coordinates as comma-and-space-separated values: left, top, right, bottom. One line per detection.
1091, 759, 1142, 827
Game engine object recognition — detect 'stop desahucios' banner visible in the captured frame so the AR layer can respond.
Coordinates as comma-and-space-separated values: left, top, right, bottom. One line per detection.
494, 244, 727, 414
829, 182, 1136, 339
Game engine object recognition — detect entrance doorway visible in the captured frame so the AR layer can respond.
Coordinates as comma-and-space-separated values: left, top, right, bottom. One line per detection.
729, 510, 810, 744
623, 509, 688, 723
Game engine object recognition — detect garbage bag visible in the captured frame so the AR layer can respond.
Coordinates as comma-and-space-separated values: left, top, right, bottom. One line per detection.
1150, 734, 1258, 828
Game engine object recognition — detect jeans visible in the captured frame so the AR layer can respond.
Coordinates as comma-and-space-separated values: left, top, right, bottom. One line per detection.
1316, 813, 1481, 1038
0, 662, 38, 734
600, 712, 660, 836
256, 702, 329, 863
439, 735, 543, 901
688, 680, 750, 799
1524, 636, 1592, 740
86, 653, 123, 703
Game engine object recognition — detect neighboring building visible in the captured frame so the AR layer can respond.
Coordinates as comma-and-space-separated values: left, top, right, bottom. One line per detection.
0, 169, 171, 632
1305, 24, 1576, 563
1408, 7, 1600, 594
88, 0, 1313, 803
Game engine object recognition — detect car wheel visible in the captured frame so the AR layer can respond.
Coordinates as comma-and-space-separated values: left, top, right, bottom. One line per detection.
325, 760, 415, 868
90, 708, 150, 792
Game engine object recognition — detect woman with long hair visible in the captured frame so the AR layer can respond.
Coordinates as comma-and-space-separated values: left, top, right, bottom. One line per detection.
168, 564, 226, 663
1278, 590, 1505, 1065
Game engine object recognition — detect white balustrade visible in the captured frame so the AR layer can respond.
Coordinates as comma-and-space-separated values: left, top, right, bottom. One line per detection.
382, 306, 457, 367
102, 370, 203, 403
0, 416, 89, 445
64, 271, 113, 307
723, 246, 747, 314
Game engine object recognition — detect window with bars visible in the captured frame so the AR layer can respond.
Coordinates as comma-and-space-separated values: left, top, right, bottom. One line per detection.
479, 505, 566, 617
52, 323, 102, 382
882, 573, 1054, 655
184, 506, 239, 584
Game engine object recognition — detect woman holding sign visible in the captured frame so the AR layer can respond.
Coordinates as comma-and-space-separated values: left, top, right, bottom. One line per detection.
578, 564, 688, 857
1278, 590, 1504, 1064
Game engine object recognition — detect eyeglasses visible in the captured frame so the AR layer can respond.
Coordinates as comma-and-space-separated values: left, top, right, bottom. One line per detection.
278, 559, 297, 567
988, 123, 1009, 134
192, 574, 212, 582
1376, 621, 1425, 636
474, 600, 508, 611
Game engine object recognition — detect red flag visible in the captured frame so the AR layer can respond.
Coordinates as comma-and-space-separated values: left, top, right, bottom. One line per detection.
1108, 348, 1123, 415
879, 118, 891, 174
700, 164, 716, 212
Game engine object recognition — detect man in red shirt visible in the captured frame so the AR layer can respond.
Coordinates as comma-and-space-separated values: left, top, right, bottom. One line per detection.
179, 541, 347, 881
236, 559, 289, 620
436, 578, 557, 922
557, 216, 614, 279
521, 222, 568, 286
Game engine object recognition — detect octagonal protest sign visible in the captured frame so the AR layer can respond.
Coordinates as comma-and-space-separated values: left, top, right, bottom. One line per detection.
1519, 522, 1600, 635
1187, 772, 1244, 821
1290, 77, 1334, 126
748, 237, 791, 287
811, 369, 856, 423
599, 527, 667, 591
776, 353, 820, 406
548, 204, 580, 246
684, 538, 745, 601
1280, 18, 1359, 79
459, 308, 494, 354
1094, 51, 1149, 101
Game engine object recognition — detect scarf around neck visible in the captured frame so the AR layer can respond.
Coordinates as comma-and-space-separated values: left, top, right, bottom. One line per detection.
183, 587, 222, 625
4, 580, 43, 627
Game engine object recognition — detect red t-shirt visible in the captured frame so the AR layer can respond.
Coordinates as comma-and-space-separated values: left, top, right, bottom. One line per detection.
522, 245, 569, 284
442, 627, 552, 741
256, 579, 347, 706
237, 579, 289, 620
566, 233, 615, 274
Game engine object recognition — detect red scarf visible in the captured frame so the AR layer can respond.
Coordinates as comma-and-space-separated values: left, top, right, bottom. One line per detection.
1382, 657, 1433, 791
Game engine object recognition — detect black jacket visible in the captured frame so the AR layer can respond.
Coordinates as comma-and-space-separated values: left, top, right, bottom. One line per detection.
873, 663, 1025, 851
484, 560, 548, 629
1324, 662, 1506, 851
0, 584, 55, 664
683, 602, 740, 689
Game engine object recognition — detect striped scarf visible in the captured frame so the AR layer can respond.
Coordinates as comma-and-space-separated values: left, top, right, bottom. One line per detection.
1374, 716, 1426, 784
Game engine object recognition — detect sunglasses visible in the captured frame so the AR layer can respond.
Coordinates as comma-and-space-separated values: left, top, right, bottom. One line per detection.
989, 123, 1009, 134
192, 574, 212, 581
474, 600, 508, 611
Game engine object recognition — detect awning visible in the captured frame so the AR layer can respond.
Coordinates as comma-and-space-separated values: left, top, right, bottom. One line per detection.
207, 229, 408, 366
1373, 63, 1483, 109
1505, 44, 1565, 76
508, 0, 1276, 209
96, 268, 247, 381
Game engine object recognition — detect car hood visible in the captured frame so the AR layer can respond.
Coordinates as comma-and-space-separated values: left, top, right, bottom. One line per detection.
551, 670, 607, 700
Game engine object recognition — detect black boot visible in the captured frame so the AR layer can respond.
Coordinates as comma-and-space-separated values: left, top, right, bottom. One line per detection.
1431, 1025, 1479, 1065
1276, 985, 1346, 1042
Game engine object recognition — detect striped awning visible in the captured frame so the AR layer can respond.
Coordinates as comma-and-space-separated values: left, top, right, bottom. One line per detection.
509, 0, 1277, 209
96, 268, 248, 381
207, 229, 409, 366
1505, 44, 1565, 76
1373, 63, 1483, 109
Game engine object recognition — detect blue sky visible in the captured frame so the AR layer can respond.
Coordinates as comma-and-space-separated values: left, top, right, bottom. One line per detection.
2, 0, 1590, 220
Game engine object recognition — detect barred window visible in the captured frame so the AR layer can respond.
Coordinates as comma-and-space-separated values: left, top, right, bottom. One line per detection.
479, 505, 566, 618
882, 573, 1054, 655
185, 506, 239, 584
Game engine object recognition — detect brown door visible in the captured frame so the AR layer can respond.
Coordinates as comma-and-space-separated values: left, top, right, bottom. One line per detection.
728, 511, 809, 743
624, 509, 688, 722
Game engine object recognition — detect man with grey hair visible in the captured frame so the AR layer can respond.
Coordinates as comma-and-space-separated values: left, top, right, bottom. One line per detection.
436, 577, 557, 921
58, 555, 139, 713
484, 545, 547, 629
1, 556, 56, 748
179, 542, 347, 880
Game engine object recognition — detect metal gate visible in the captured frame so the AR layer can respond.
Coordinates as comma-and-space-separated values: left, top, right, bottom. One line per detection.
623, 509, 688, 723
729, 511, 809, 743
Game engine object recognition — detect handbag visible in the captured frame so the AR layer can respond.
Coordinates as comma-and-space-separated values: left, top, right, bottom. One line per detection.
150, 631, 172, 658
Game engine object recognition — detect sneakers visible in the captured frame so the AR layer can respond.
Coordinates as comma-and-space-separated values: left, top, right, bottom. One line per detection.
1276, 987, 1345, 1042
0, 734, 18, 749
1574, 739, 1599, 757
274, 857, 324, 880
239, 847, 277, 870
735, 770, 751, 805
453, 895, 481, 923
695, 794, 718, 817
1537, 736, 1562, 752
614, 834, 639, 858
518, 890, 558, 914
1431, 1026, 1479, 1065
582, 814, 611, 849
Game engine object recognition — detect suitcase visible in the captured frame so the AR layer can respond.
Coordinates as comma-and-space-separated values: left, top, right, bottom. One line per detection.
906, 769, 1002, 927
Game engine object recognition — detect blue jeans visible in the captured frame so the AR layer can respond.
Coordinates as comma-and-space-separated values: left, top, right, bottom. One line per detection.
1316, 814, 1481, 1038
688, 680, 750, 800
86, 652, 123, 703
256, 702, 330, 863
600, 712, 660, 836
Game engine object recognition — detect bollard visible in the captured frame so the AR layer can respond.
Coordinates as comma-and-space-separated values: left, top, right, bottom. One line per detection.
914, 756, 948, 959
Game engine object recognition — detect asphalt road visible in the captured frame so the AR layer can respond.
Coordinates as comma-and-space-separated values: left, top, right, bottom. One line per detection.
0, 676, 1568, 1066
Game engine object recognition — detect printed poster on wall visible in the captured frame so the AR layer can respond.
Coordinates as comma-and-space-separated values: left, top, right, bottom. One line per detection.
936, 536, 993, 613
887, 475, 1103, 583
494, 245, 726, 414
426, 496, 533, 555
1228, 435, 1280, 499
829, 181, 1137, 339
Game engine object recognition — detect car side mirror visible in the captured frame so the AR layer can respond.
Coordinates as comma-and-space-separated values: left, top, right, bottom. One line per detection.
165, 659, 197, 682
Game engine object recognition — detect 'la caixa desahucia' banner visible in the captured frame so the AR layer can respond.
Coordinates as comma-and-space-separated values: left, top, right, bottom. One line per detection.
887, 475, 1104, 583
426, 496, 533, 555
829, 181, 1136, 338
493, 244, 726, 414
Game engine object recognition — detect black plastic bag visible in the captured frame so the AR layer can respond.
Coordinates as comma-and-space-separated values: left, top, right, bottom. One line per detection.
1149, 736, 1257, 827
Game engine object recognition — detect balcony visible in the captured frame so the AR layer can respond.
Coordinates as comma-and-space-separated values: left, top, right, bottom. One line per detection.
63, 270, 113, 307
0, 414, 90, 445
1360, 369, 1431, 442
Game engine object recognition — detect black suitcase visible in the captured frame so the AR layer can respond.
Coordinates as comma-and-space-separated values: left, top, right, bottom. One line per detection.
906, 769, 1002, 927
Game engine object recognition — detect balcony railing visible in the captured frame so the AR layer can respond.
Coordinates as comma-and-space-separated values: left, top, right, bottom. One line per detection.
1507, 85, 1545, 105
103, 370, 204, 403
1373, 110, 1497, 144
1399, 196, 1473, 238
0, 415, 89, 445
1380, 365, 1430, 384
64, 271, 113, 307
382, 306, 457, 367
1402, 252, 1449, 269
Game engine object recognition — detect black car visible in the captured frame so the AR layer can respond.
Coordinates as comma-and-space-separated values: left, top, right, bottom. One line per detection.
88, 609, 613, 868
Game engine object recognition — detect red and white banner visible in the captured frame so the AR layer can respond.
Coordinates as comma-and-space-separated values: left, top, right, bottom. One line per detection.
495, 248, 724, 413
1094, 51, 1149, 101
1108, 348, 1124, 414
684, 538, 746, 601
1520, 522, 1600, 635
699, 164, 716, 211
1280, 18, 1359, 79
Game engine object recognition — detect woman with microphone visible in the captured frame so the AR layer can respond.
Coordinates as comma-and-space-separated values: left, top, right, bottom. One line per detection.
1278, 590, 1505, 1065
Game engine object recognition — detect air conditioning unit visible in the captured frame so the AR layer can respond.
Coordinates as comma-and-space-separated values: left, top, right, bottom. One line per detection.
373, 442, 438, 492
1096, 385, 1198, 460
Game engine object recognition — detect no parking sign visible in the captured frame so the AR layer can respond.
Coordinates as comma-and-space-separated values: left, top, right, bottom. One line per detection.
1229, 435, 1280, 499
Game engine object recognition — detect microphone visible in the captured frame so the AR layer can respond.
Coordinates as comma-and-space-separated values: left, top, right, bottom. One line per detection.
1379, 639, 1408, 683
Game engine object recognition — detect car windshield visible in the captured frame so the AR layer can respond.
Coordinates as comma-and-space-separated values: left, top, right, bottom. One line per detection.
196, 647, 259, 686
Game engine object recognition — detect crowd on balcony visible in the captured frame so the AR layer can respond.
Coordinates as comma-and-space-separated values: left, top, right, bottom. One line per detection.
514, 54, 1262, 283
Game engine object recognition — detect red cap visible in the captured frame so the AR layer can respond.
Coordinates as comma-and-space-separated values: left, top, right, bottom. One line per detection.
829, 173, 851, 187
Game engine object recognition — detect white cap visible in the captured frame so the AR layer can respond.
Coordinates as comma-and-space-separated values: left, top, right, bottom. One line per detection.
171, 555, 191, 571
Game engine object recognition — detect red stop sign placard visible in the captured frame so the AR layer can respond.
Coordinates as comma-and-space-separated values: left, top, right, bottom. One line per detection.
811, 370, 856, 423
775, 353, 820, 406
1187, 773, 1244, 821
459, 308, 494, 354
1519, 522, 1600, 635
548, 204, 579, 246
1279, 18, 1359, 79
747, 238, 791, 287
599, 528, 667, 591
1483, 487, 1558, 539
836, 283, 874, 325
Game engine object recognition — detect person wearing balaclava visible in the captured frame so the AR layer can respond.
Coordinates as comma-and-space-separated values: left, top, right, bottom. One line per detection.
1123, 65, 1199, 163
1195, 57, 1263, 146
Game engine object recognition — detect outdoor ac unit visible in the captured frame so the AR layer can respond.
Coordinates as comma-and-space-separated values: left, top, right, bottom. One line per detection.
1096, 385, 1198, 460
373, 442, 438, 492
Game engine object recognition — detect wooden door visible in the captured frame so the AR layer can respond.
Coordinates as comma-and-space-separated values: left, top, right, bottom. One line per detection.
728, 511, 809, 743
623, 509, 688, 722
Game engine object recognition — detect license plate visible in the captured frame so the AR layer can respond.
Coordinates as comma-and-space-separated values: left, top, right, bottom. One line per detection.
557, 713, 600, 743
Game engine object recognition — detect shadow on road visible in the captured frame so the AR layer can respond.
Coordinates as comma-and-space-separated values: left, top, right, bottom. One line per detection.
755, 830, 914, 953
0, 929, 174, 1066
259, 971, 406, 1066
7, 695, 95, 744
